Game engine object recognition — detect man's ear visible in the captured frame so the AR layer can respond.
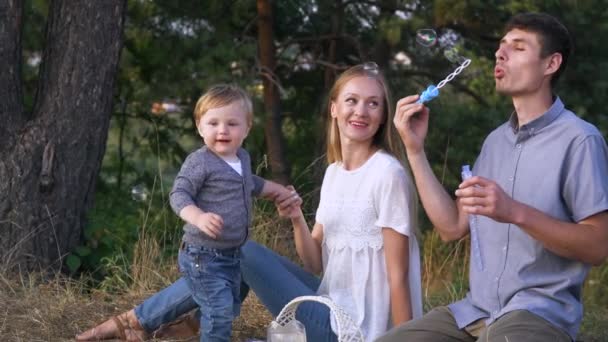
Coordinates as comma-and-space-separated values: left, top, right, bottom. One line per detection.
544, 53, 562, 77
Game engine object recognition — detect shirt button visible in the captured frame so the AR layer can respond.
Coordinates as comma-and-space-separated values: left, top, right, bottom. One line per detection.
508, 176, 514, 181
494, 277, 499, 282
516, 144, 522, 149
502, 246, 507, 251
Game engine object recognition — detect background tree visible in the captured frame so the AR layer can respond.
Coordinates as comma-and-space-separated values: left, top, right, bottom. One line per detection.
0, 0, 126, 272
257, 0, 291, 184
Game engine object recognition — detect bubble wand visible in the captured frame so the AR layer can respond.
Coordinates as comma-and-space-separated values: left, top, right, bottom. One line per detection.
417, 58, 471, 104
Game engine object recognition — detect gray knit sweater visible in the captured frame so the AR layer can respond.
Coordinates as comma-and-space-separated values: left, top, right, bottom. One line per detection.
170, 146, 265, 249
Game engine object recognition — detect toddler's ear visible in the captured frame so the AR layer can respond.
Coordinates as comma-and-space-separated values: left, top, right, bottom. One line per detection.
196, 122, 204, 138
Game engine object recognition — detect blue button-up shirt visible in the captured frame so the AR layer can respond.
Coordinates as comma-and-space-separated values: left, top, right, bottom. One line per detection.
449, 97, 608, 339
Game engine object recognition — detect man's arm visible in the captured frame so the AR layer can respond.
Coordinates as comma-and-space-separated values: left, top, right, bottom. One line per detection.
394, 95, 469, 241
407, 152, 470, 241
518, 208, 608, 265
457, 176, 608, 265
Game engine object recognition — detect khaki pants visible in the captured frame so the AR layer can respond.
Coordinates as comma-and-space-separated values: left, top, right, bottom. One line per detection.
376, 306, 572, 342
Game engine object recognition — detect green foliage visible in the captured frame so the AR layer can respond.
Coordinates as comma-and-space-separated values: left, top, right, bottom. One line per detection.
71, 188, 141, 278
28, 2, 600, 333
69, 181, 182, 283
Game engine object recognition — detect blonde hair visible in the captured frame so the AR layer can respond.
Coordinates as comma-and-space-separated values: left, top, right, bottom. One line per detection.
325, 63, 419, 237
193, 84, 253, 126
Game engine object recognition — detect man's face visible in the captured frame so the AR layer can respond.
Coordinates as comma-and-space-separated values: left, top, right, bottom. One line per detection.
494, 29, 555, 96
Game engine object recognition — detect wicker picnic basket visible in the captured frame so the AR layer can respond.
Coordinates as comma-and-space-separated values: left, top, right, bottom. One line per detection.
269, 295, 364, 342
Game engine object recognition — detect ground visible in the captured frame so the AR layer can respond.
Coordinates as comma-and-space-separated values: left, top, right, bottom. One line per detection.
0, 278, 270, 341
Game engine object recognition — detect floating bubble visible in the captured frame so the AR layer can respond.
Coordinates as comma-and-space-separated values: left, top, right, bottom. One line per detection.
416, 29, 437, 47
444, 47, 467, 64
131, 184, 149, 202
362, 61, 379, 74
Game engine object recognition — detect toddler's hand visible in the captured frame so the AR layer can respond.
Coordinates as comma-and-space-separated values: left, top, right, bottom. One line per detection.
275, 185, 303, 219
194, 212, 224, 239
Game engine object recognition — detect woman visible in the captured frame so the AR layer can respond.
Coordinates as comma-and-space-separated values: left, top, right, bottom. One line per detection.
77, 63, 422, 341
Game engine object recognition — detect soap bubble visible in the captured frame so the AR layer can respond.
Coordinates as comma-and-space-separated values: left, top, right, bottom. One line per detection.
416, 29, 437, 47
131, 184, 149, 202
444, 47, 468, 64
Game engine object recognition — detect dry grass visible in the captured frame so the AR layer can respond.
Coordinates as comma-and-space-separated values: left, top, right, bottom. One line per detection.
0, 272, 270, 341
1, 208, 606, 341
2, 239, 608, 341
0, 212, 283, 341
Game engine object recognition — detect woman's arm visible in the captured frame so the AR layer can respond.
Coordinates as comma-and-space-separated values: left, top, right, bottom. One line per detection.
382, 228, 412, 325
286, 208, 324, 274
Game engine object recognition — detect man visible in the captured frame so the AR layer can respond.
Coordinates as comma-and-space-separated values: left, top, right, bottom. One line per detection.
379, 12, 608, 342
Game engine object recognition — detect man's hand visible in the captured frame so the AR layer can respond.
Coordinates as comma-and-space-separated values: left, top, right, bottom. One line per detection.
455, 176, 520, 224
394, 95, 430, 156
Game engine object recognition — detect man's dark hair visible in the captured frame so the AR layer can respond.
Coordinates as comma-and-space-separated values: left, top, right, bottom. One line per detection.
505, 12, 572, 87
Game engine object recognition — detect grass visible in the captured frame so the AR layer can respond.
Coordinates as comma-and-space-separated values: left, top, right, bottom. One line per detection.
2, 223, 607, 341
0, 272, 271, 341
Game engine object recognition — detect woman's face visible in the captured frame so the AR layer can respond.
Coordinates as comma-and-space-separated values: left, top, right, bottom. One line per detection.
331, 76, 385, 146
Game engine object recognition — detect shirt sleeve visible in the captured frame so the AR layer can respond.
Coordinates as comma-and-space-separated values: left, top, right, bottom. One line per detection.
563, 134, 608, 222
251, 175, 265, 197
374, 163, 414, 236
169, 151, 207, 215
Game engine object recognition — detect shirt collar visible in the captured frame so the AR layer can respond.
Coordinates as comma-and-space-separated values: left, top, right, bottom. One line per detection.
507, 96, 564, 142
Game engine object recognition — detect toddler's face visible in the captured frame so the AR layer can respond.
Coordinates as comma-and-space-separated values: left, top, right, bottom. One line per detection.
197, 100, 250, 160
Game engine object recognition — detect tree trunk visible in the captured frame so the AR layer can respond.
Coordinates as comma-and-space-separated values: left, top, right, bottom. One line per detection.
322, 0, 344, 91
0, 0, 126, 272
256, 0, 290, 185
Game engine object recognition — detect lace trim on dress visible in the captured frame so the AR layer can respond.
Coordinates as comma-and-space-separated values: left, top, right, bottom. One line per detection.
323, 234, 384, 252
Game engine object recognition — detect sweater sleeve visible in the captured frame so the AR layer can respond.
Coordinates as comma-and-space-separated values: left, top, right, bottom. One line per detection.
251, 175, 265, 197
169, 150, 207, 215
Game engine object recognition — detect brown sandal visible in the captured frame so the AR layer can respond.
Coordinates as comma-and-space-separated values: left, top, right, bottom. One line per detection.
76, 311, 148, 341
152, 311, 199, 339
111, 316, 128, 340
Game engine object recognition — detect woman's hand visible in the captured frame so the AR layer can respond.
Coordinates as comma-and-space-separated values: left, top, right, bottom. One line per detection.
275, 185, 303, 219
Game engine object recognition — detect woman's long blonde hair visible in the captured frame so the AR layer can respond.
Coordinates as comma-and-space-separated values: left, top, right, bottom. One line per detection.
324, 63, 420, 237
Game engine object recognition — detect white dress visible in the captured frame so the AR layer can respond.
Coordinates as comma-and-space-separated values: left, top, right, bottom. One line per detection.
315, 150, 423, 341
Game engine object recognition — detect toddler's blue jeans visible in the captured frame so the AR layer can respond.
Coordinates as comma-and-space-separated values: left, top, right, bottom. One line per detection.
178, 242, 241, 342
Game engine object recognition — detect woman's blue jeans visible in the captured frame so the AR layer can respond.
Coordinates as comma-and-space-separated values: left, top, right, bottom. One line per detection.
134, 241, 338, 342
